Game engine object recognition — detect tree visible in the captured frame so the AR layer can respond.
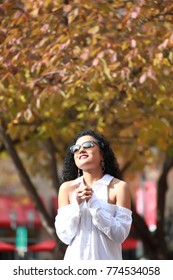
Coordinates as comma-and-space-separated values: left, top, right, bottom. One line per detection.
0, 0, 173, 259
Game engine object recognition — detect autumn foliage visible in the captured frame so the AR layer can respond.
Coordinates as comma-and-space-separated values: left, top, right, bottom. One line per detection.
0, 0, 173, 259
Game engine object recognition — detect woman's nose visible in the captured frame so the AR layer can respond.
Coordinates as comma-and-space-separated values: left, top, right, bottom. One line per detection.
79, 145, 85, 152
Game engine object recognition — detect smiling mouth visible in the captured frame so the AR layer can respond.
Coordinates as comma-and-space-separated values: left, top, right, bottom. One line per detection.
79, 154, 88, 159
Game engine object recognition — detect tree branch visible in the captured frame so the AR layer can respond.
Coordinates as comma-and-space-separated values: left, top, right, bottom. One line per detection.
0, 122, 58, 241
46, 137, 60, 194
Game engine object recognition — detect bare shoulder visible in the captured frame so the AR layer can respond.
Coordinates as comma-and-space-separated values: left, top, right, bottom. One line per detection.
110, 178, 131, 209
110, 178, 128, 190
59, 180, 73, 191
58, 180, 76, 207
59, 179, 80, 192
58, 179, 80, 207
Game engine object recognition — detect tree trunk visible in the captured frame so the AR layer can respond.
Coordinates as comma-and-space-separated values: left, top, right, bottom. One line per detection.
156, 157, 173, 259
132, 157, 173, 259
131, 203, 158, 259
46, 137, 60, 194
0, 124, 58, 242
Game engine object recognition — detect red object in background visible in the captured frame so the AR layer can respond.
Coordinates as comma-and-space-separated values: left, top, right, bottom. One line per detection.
136, 180, 157, 230
0, 241, 16, 251
122, 238, 139, 250
0, 239, 57, 252
0, 195, 42, 228
28, 240, 57, 252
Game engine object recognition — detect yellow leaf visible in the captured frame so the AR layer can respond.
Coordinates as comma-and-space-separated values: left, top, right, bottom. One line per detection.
100, 58, 112, 81
23, 108, 34, 123
88, 26, 100, 34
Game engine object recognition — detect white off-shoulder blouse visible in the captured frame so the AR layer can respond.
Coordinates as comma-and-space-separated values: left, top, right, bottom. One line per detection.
55, 174, 132, 260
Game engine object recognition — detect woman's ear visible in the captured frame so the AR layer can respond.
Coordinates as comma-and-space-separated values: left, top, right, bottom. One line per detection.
100, 160, 105, 172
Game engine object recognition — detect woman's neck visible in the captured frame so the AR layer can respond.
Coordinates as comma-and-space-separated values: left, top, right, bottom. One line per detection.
82, 171, 104, 187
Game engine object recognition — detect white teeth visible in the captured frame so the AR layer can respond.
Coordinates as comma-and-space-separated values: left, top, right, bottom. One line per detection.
80, 155, 87, 159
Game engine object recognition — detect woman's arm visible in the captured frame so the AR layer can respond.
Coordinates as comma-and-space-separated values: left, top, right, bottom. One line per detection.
55, 182, 82, 244
115, 181, 131, 210
58, 182, 70, 208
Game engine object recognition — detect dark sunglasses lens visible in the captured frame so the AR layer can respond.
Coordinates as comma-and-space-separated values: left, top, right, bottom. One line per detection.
83, 141, 93, 148
70, 141, 94, 153
70, 145, 79, 154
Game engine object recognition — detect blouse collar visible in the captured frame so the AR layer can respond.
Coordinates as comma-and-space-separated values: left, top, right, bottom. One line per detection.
71, 174, 113, 186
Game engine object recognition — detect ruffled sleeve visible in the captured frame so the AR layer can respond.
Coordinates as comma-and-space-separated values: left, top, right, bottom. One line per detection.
87, 194, 132, 243
54, 194, 84, 245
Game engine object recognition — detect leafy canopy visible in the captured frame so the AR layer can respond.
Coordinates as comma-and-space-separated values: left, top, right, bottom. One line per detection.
0, 0, 173, 170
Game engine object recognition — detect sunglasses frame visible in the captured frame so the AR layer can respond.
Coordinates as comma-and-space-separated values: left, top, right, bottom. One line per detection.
70, 140, 99, 154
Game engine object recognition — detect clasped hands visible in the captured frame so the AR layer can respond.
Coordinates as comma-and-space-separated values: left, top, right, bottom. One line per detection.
75, 185, 94, 204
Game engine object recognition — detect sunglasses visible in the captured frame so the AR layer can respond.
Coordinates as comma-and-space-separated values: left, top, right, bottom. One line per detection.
70, 140, 99, 154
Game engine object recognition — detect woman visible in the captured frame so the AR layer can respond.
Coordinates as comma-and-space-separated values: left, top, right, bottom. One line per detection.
55, 130, 132, 260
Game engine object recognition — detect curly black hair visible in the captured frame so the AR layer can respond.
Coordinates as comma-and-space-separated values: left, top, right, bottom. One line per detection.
61, 130, 122, 183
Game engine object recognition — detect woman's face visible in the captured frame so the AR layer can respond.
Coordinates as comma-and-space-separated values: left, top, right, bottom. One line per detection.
72, 135, 103, 172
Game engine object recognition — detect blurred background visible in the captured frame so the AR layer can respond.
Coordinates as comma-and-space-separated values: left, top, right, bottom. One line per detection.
0, 0, 173, 260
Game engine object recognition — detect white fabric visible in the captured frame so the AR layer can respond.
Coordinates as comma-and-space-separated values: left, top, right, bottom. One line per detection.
55, 174, 132, 260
